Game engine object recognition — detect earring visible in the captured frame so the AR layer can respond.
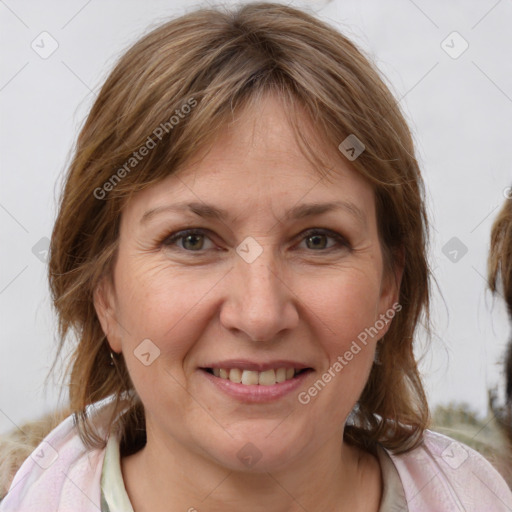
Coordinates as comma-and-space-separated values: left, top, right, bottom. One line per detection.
109, 351, 116, 367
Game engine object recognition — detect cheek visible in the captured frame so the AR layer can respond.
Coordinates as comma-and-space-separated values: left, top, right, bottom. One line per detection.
294, 272, 382, 421
302, 268, 383, 406
305, 268, 383, 344
112, 261, 222, 407
113, 258, 221, 358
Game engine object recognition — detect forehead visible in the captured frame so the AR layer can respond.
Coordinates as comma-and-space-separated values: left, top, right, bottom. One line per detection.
123, 94, 375, 224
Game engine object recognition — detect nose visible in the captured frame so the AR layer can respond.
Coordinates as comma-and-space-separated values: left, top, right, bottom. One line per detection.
219, 248, 299, 342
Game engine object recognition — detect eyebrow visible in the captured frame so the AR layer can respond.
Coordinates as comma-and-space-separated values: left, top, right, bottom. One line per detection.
140, 200, 367, 227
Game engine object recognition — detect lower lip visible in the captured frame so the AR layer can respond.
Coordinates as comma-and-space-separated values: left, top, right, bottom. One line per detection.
200, 369, 313, 403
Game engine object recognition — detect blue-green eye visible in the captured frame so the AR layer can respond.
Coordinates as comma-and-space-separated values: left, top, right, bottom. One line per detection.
299, 229, 349, 251
163, 229, 214, 251
161, 228, 350, 253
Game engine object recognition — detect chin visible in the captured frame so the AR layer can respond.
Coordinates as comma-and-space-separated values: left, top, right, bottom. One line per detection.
206, 427, 306, 473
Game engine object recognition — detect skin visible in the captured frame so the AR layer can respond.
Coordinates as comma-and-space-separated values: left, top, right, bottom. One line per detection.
94, 94, 402, 512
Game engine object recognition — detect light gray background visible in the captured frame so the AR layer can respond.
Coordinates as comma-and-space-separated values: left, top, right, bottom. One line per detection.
1, 0, 511, 435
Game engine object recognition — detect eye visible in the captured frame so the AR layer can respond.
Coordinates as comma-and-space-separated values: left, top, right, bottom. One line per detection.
296, 229, 350, 252
160, 228, 350, 253
162, 229, 215, 251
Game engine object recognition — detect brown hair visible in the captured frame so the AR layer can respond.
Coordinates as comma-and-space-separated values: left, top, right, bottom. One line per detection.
49, 1, 431, 456
489, 192, 512, 317
488, 190, 512, 440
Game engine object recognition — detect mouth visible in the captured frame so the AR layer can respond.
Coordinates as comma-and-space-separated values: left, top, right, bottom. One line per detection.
200, 366, 313, 402
198, 360, 314, 402
201, 367, 313, 386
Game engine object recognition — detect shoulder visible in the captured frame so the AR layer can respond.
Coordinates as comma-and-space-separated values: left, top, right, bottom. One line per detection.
386, 429, 512, 511
0, 397, 122, 511
0, 407, 72, 500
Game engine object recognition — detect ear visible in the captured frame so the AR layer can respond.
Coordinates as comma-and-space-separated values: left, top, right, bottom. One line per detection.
378, 246, 404, 319
93, 275, 122, 353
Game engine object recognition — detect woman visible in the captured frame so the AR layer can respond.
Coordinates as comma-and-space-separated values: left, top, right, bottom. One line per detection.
1, 2, 510, 510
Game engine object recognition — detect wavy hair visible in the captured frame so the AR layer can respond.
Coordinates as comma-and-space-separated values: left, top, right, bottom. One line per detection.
489, 192, 512, 318
48, 2, 431, 456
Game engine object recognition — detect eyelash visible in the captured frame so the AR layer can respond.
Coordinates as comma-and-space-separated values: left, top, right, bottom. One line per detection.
160, 228, 351, 254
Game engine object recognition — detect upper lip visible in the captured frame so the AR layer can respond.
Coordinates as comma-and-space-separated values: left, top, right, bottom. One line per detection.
200, 360, 313, 372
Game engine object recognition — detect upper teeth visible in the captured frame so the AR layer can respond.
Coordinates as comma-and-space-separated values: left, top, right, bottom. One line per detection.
212, 368, 297, 385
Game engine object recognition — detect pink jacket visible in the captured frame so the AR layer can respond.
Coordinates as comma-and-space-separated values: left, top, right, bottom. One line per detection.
1, 397, 511, 511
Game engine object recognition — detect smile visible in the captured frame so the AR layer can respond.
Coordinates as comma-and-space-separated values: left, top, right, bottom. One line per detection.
200, 366, 314, 403
205, 367, 309, 386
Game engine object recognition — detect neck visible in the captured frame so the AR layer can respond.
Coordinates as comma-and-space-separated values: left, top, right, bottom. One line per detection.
120, 427, 382, 512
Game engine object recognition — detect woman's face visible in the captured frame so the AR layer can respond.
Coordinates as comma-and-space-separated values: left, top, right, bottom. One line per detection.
95, 95, 400, 472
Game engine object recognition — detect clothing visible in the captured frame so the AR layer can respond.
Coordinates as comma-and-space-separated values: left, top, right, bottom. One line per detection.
100, 434, 133, 512
376, 444, 408, 511
1, 396, 511, 511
